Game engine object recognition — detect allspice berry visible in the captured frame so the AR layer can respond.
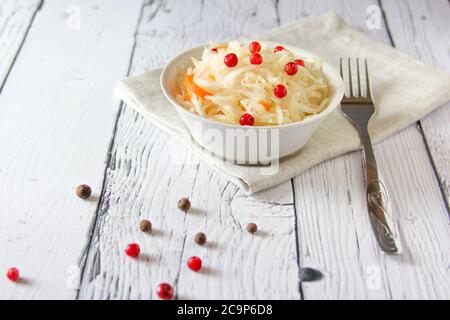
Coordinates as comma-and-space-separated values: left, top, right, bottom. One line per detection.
76, 184, 92, 199
178, 197, 191, 212
194, 232, 207, 246
139, 219, 152, 233
246, 223, 257, 234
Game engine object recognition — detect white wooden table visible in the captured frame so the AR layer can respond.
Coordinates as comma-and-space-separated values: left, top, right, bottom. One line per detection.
0, 0, 449, 300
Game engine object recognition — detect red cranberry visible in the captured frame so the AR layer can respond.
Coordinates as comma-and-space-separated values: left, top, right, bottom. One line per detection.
273, 45, 285, 53
249, 41, 261, 53
125, 243, 140, 258
294, 59, 305, 67
249, 52, 263, 65
239, 113, 255, 126
6, 267, 20, 282
285, 62, 298, 75
157, 283, 174, 300
224, 53, 238, 67
274, 84, 287, 98
187, 256, 202, 272
211, 48, 218, 53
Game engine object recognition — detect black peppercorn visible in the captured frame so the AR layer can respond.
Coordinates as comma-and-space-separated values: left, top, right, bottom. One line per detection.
76, 184, 92, 199
139, 219, 152, 233
194, 232, 207, 245
178, 197, 191, 212
246, 223, 257, 234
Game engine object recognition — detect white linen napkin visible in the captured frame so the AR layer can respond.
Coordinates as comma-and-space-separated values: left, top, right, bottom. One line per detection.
114, 11, 450, 193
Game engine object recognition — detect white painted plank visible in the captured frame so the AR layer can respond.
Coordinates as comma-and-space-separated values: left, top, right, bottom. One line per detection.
77, 0, 301, 300
0, 0, 41, 90
277, 0, 392, 44
280, 1, 393, 299
380, 0, 450, 206
0, 0, 143, 299
3, 0, 442, 300
279, 0, 450, 299
374, 128, 450, 299
294, 129, 450, 299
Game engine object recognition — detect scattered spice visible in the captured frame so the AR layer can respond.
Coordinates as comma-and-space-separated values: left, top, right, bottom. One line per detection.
139, 219, 152, 233
246, 223, 258, 234
178, 197, 191, 212
76, 184, 92, 199
194, 232, 207, 245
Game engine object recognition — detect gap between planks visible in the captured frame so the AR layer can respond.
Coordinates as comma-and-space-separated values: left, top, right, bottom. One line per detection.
0, 0, 43, 93
76, 0, 302, 300
0, 0, 146, 299
75, 0, 148, 300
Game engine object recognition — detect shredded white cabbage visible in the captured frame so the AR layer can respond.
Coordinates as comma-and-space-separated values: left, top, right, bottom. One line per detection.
176, 41, 330, 126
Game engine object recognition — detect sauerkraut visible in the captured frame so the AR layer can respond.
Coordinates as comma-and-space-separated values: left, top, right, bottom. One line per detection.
176, 41, 330, 126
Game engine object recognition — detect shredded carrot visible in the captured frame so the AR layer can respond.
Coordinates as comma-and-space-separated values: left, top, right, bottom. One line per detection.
183, 91, 191, 101
259, 99, 271, 111
208, 74, 216, 81
184, 74, 212, 99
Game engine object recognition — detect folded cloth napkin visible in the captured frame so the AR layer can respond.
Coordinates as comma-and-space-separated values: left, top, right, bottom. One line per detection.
115, 11, 450, 193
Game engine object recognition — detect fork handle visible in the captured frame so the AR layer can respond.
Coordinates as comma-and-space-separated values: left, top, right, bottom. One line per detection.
359, 127, 401, 254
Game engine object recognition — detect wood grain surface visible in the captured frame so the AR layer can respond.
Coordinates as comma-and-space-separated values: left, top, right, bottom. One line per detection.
0, 0, 448, 300
0, 0, 41, 90
0, 0, 143, 299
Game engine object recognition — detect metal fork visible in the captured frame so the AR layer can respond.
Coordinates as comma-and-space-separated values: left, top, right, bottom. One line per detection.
340, 58, 401, 254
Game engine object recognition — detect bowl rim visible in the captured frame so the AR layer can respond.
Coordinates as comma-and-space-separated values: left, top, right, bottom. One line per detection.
160, 40, 345, 129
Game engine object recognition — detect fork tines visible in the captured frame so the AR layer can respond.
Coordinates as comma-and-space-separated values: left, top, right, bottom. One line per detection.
340, 58, 373, 103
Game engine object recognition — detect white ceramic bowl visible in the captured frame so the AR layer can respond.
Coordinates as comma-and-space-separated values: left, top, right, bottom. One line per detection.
160, 41, 344, 164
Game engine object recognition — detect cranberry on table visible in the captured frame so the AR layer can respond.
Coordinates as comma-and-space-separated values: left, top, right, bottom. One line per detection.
249, 52, 263, 65
6, 267, 20, 282
273, 45, 285, 53
249, 41, 261, 53
224, 53, 238, 68
157, 283, 174, 300
274, 84, 287, 98
294, 59, 305, 67
125, 243, 140, 258
187, 256, 202, 272
239, 113, 255, 126
285, 62, 298, 76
